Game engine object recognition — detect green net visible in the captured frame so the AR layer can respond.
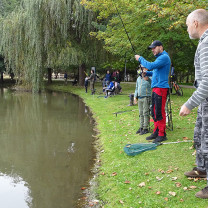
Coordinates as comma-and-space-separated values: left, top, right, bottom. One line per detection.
124, 143, 159, 156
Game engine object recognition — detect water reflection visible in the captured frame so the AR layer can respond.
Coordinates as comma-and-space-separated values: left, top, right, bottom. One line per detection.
0, 89, 95, 207
0, 173, 31, 208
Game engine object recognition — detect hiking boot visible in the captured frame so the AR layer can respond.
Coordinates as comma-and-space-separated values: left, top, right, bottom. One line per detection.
140, 129, 149, 135
184, 167, 206, 178
195, 186, 208, 199
153, 135, 167, 143
146, 132, 157, 140
136, 128, 143, 134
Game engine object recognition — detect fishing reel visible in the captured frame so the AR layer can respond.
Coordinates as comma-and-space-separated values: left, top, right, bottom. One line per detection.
137, 69, 143, 77
136, 64, 144, 78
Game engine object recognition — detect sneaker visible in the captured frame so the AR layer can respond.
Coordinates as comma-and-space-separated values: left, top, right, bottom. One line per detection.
195, 186, 208, 199
153, 135, 167, 143
136, 128, 143, 134
184, 167, 206, 178
140, 129, 149, 135
146, 132, 158, 140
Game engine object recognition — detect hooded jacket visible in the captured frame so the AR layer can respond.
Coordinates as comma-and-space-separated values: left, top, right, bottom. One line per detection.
134, 76, 151, 98
138, 50, 171, 88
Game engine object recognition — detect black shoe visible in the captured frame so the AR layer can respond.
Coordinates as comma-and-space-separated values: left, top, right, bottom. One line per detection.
153, 135, 167, 143
136, 128, 143, 134
146, 132, 158, 140
140, 129, 149, 135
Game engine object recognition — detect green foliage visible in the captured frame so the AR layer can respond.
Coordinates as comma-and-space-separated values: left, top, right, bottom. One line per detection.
0, 0, 21, 17
83, 0, 207, 75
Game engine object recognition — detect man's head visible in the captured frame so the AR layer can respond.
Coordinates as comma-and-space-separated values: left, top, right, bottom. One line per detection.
186, 9, 208, 39
148, 40, 164, 56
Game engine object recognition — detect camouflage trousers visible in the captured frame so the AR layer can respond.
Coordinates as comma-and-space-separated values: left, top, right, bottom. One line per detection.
194, 99, 208, 183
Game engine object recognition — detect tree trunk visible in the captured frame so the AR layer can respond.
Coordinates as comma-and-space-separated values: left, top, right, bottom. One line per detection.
186, 72, 189, 83
48, 68, 52, 84
79, 63, 86, 86
0, 72, 3, 83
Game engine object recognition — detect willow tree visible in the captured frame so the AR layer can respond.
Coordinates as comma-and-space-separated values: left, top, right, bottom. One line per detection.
0, 0, 105, 91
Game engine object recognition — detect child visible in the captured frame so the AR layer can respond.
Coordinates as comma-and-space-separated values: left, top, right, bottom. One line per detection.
104, 81, 114, 98
134, 66, 151, 135
84, 76, 89, 93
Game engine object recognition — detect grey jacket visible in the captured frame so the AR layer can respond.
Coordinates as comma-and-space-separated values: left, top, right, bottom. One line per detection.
185, 29, 208, 110
134, 76, 151, 99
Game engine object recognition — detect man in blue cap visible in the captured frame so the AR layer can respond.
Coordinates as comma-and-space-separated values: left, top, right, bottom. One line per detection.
135, 40, 171, 143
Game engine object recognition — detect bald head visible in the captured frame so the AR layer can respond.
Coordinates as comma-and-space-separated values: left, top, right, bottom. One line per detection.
188, 9, 208, 25
186, 9, 208, 39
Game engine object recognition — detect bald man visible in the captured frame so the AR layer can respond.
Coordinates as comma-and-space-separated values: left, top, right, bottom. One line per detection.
179, 9, 208, 199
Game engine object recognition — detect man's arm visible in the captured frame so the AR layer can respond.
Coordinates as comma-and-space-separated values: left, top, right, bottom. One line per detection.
135, 54, 169, 70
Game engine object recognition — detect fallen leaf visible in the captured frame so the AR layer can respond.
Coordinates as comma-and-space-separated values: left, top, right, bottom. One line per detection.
124, 180, 131, 184
81, 187, 86, 190
189, 186, 197, 189
169, 191, 176, 196
156, 176, 163, 181
194, 178, 199, 182
192, 150, 196, 156
101, 172, 105, 175
171, 177, 178, 181
183, 187, 188, 191
138, 182, 145, 187
145, 172, 149, 176
175, 182, 182, 187
164, 197, 168, 201
112, 172, 117, 176
81, 197, 88, 200
156, 191, 161, 195
183, 137, 189, 140
180, 198, 184, 202
166, 169, 173, 174
119, 200, 124, 204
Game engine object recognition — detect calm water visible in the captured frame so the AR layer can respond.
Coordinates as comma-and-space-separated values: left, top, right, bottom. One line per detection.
0, 89, 95, 208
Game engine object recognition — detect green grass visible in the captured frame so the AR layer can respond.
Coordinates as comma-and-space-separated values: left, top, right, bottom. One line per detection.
46, 81, 208, 208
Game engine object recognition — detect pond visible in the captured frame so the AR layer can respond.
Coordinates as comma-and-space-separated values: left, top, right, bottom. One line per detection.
0, 88, 95, 208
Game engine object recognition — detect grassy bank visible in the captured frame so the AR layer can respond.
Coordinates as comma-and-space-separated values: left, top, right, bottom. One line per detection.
46, 81, 207, 208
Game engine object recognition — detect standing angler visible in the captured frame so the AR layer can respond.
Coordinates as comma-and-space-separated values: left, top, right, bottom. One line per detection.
179, 9, 208, 199
135, 40, 171, 143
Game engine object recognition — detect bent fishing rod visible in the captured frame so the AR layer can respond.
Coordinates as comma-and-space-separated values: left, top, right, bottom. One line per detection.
113, 1, 142, 71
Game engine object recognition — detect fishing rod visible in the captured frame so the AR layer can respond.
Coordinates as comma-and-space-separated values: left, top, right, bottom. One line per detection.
114, 5, 136, 54
113, 2, 142, 71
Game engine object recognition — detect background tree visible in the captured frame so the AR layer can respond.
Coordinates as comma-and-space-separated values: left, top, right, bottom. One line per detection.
82, 0, 207, 81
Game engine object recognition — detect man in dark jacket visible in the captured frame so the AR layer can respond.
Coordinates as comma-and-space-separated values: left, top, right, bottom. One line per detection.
89, 69, 96, 95
135, 40, 171, 143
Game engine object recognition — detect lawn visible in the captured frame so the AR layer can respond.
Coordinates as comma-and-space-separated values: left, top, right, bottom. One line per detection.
46, 81, 208, 208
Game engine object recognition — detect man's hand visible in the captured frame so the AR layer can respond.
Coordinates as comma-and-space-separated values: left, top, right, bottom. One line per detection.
135, 55, 140, 61
179, 104, 191, 116
134, 98, 138, 105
